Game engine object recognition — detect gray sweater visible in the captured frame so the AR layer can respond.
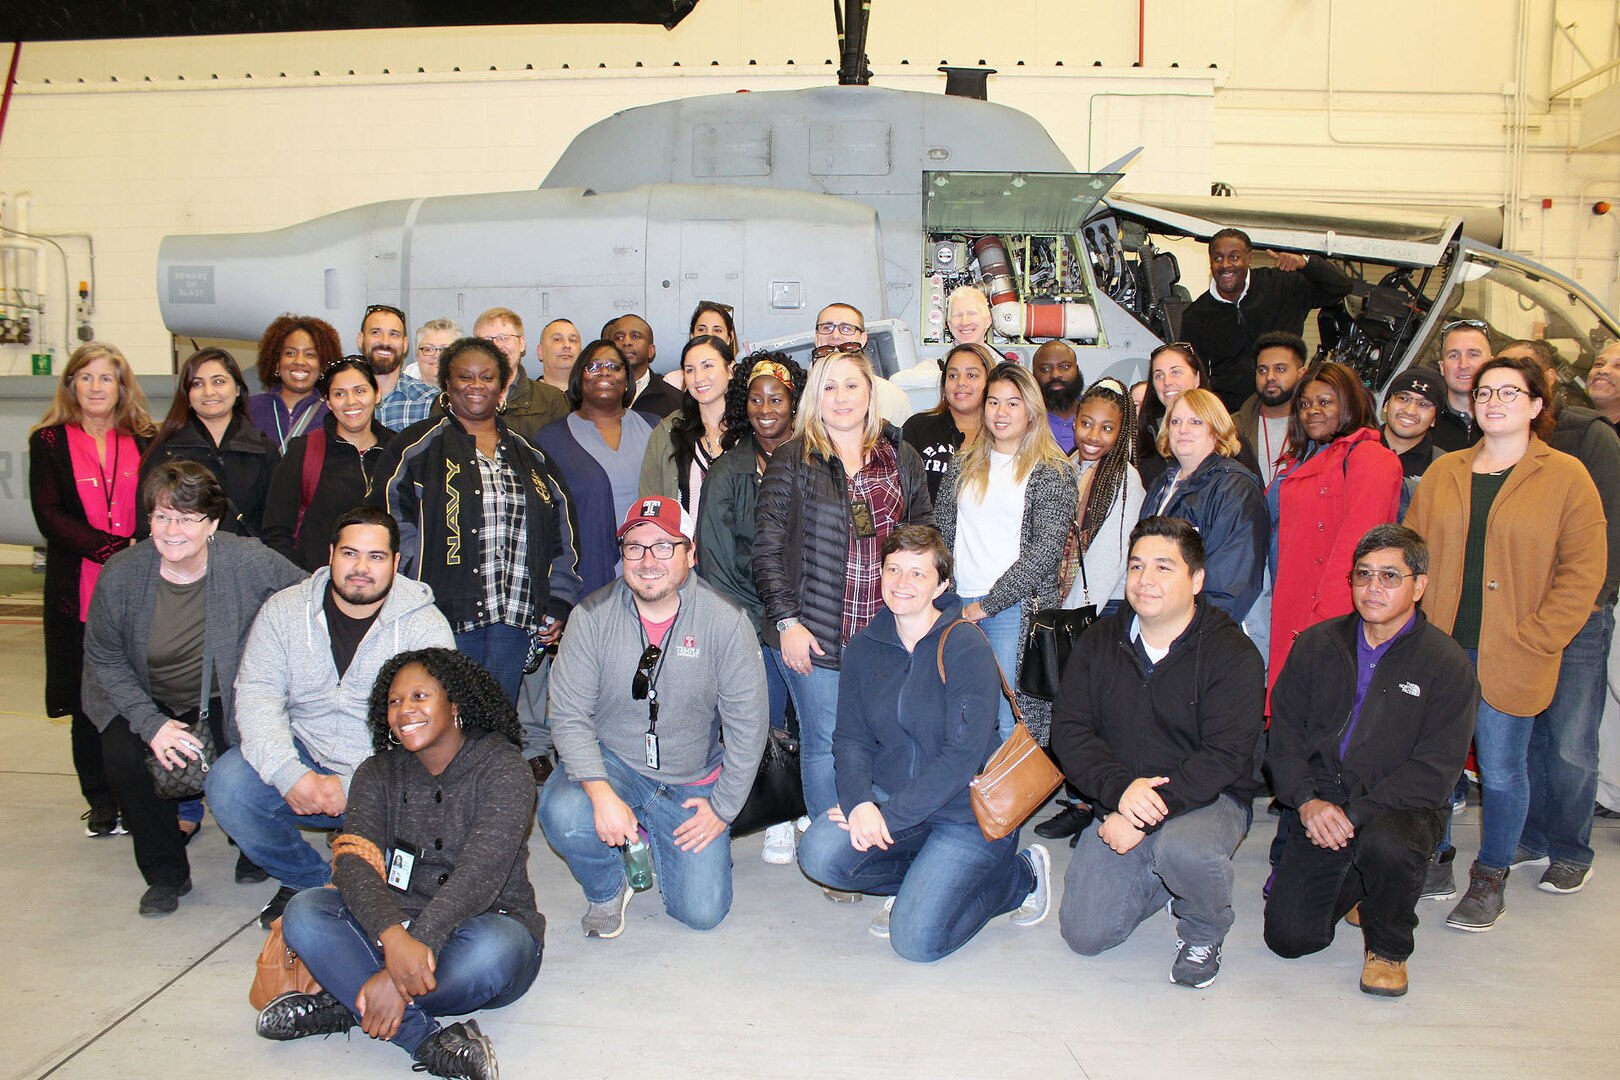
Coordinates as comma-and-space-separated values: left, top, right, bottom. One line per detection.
234, 568, 456, 796
549, 575, 768, 823
82, 533, 306, 743
333, 729, 545, 951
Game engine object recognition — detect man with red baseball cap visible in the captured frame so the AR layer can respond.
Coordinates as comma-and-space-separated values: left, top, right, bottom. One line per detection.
537, 497, 768, 939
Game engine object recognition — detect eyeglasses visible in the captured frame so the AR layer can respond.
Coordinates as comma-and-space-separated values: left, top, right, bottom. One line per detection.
631, 643, 662, 700
1348, 567, 1416, 588
1470, 385, 1531, 404
811, 341, 866, 361
418, 344, 449, 359
815, 321, 864, 337
363, 304, 407, 326
620, 539, 687, 560
486, 333, 520, 346
584, 360, 626, 375
150, 511, 209, 528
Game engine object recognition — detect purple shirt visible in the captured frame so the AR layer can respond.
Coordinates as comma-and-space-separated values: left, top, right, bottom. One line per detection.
247, 390, 327, 453
1343, 610, 1417, 758
1047, 411, 1076, 454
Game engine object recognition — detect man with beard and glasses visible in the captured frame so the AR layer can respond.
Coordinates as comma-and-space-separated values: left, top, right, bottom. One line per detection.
206, 507, 455, 929
361, 304, 437, 432
1033, 340, 1083, 453
1233, 331, 1307, 487
539, 497, 768, 939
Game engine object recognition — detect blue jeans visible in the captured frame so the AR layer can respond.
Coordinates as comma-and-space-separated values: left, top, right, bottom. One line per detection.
1060, 793, 1252, 954
205, 741, 343, 890
798, 813, 1032, 962
281, 887, 542, 1056
536, 747, 733, 930
455, 623, 530, 704
772, 648, 842, 817
961, 595, 1022, 741
1461, 649, 1536, 870
1523, 604, 1613, 868
762, 640, 791, 731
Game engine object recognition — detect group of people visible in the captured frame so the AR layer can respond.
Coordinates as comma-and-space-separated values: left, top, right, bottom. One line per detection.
27, 228, 1619, 1077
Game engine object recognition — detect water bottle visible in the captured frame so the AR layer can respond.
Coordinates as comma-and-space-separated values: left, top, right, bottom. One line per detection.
621, 840, 653, 892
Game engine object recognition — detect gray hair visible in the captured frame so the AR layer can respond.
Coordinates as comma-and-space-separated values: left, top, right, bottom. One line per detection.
1353, 523, 1429, 577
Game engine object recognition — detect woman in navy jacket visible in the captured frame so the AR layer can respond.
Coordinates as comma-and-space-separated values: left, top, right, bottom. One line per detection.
797, 525, 1051, 960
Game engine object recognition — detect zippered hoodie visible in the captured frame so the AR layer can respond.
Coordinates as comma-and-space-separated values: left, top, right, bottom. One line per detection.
549, 574, 768, 823
1049, 598, 1265, 828
233, 568, 456, 796
1266, 610, 1479, 826
833, 595, 1002, 832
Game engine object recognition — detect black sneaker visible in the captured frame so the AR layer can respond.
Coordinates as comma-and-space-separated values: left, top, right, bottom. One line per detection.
139, 879, 192, 916
412, 1020, 499, 1080
1170, 938, 1223, 988
256, 990, 354, 1041
235, 852, 270, 884
1034, 802, 1094, 840
82, 807, 123, 837
259, 885, 300, 930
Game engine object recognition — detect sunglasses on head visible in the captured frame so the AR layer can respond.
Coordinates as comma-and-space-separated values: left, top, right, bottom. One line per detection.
811, 341, 867, 361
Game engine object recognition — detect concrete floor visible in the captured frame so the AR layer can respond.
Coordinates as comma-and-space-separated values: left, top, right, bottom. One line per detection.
5, 607, 1618, 1080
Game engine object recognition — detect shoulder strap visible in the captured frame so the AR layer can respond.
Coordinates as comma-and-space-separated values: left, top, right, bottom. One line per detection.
935, 618, 1023, 720
294, 430, 327, 543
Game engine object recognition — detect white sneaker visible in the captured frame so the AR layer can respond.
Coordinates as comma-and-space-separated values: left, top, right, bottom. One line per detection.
1010, 844, 1052, 927
869, 895, 896, 939
761, 821, 798, 865
794, 815, 812, 832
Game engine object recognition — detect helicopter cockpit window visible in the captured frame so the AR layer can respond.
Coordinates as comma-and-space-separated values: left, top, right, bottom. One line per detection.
1411, 252, 1620, 388
920, 171, 1122, 348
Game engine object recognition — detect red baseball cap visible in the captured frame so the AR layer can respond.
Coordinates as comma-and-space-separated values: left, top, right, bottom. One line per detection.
617, 496, 696, 544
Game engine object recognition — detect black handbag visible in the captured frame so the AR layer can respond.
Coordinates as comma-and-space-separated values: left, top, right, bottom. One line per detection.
143, 638, 219, 800
1018, 556, 1097, 702
729, 720, 805, 839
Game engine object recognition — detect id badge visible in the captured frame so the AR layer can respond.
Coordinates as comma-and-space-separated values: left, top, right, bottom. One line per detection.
387, 840, 419, 891
850, 498, 876, 539
645, 731, 661, 771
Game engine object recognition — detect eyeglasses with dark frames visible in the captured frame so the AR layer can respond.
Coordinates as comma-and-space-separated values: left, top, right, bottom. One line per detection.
631, 644, 662, 700
815, 321, 864, 337
1470, 385, 1530, 404
620, 538, 686, 561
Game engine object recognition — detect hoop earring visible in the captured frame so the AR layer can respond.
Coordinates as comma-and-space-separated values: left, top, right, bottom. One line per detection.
438, 391, 450, 411
387, 729, 401, 746
454, 710, 463, 731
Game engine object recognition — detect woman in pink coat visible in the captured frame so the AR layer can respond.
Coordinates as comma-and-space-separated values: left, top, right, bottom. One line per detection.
1266, 361, 1402, 699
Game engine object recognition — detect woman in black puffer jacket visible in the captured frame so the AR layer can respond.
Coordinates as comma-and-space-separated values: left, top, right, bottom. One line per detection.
753, 346, 932, 833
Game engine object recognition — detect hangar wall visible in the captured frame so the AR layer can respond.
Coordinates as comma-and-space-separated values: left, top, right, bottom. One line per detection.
0, 0, 1616, 372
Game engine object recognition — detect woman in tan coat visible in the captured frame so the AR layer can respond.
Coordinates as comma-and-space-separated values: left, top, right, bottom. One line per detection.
1405, 356, 1605, 932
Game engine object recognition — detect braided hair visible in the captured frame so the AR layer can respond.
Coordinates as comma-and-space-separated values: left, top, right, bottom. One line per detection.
1077, 377, 1137, 555
366, 648, 522, 754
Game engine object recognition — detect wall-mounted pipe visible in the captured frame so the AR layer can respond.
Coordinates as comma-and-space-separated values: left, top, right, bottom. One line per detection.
0, 43, 20, 159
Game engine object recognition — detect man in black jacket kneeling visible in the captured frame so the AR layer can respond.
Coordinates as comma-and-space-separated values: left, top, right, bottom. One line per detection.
1263, 524, 1479, 997
1052, 516, 1265, 990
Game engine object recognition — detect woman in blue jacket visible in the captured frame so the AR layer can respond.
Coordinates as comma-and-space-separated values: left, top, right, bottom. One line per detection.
1139, 388, 1268, 623
796, 524, 1051, 961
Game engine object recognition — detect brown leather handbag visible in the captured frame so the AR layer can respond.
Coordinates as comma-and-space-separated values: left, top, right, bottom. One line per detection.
249, 916, 321, 1010
936, 620, 1066, 841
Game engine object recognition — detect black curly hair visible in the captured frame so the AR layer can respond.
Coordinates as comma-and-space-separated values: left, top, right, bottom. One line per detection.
366, 647, 522, 753
720, 350, 806, 451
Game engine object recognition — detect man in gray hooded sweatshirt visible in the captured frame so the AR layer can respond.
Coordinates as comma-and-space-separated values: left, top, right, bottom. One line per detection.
207, 507, 455, 928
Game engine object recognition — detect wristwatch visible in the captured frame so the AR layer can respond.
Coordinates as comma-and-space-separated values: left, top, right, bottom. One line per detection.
775, 617, 801, 633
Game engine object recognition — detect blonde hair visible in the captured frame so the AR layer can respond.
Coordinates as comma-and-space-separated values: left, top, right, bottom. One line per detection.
946, 285, 991, 320
32, 342, 157, 437
958, 362, 1069, 500
1155, 388, 1241, 460
795, 349, 883, 463
473, 307, 523, 334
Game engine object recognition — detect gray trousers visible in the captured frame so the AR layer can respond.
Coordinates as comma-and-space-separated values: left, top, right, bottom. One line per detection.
1060, 792, 1250, 954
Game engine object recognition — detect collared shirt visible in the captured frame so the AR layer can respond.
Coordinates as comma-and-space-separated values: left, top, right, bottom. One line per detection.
1343, 610, 1417, 758
375, 372, 438, 432
1206, 271, 1252, 306
456, 446, 534, 633
842, 439, 905, 645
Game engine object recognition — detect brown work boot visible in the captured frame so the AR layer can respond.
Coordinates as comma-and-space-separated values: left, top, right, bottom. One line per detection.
1360, 951, 1408, 997
1344, 903, 1361, 927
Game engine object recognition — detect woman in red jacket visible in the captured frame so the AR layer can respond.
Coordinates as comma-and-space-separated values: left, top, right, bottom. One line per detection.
1267, 362, 1402, 697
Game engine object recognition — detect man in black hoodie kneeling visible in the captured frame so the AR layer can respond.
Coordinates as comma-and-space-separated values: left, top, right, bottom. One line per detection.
1263, 524, 1479, 997
1052, 516, 1265, 989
